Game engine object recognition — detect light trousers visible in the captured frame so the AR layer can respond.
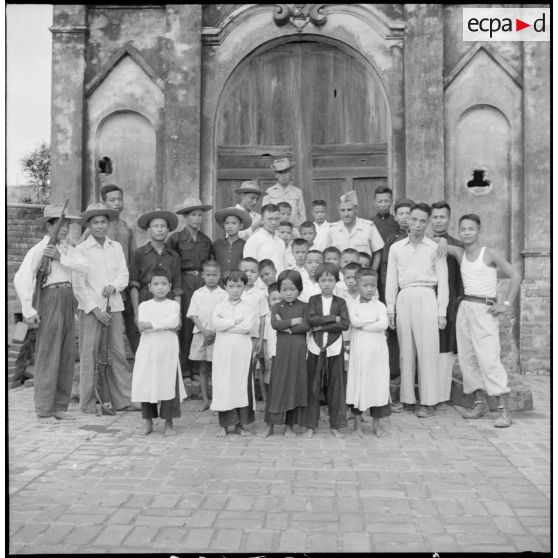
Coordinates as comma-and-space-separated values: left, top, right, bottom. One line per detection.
396, 287, 441, 406
456, 301, 510, 396
438, 352, 455, 402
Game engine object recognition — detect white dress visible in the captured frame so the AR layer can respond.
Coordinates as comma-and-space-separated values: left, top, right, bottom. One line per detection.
346, 299, 390, 410
210, 298, 257, 412
131, 299, 187, 403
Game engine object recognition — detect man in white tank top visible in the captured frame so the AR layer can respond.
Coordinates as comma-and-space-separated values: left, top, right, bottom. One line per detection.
437, 214, 521, 428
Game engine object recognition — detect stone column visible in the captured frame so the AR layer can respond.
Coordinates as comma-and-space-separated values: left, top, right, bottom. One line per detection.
520, 41, 551, 373
403, 4, 444, 202
163, 5, 203, 210
49, 5, 87, 216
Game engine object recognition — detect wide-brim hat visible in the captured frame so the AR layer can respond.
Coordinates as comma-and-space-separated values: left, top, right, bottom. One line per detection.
79, 203, 119, 225
233, 180, 264, 196
214, 207, 252, 230
137, 209, 179, 231
175, 196, 212, 215
270, 158, 295, 172
35, 203, 80, 225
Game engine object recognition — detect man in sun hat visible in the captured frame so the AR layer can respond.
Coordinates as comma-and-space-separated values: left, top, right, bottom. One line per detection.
14, 203, 88, 423
233, 180, 264, 241
262, 158, 306, 228
129, 209, 183, 337
213, 206, 252, 274
167, 196, 214, 378
72, 203, 137, 414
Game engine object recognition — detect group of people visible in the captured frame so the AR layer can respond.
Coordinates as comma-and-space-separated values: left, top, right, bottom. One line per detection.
14, 157, 521, 437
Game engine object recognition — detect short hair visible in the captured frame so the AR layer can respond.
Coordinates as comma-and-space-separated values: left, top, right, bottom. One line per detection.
314, 262, 340, 282
410, 202, 432, 217
203, 260, 221, 272
343, 261, 362, 273
299, 221, 316, 231
341, 248, 359, 257
431, 200, 452, 213
358, 251, 372, 262
394, 198, 414, 213
306, 249, 323, 260
355, 268, 378, 282
311, 199, 327, 208
258, 259, 276, 272
374, 186, 393, 198
323, 246, 341, 257
149, 266, 172, 284
292, 238, 310, 249
459, 213, 481, 227
277, 201, 292, 210
100, 184, 123, 201
261, 203, 280, 216
268, 282, 279, 295
278, 221, 293, 229
239, 256, 259, 268
223, 270, 248, 285
277, 269, 303, 293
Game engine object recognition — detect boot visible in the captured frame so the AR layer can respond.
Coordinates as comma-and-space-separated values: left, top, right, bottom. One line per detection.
494, 394, 512, 428
463, 390, 489, 419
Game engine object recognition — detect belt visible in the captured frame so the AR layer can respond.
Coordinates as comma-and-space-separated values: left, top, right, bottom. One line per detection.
43, 281, 72, 289
461, 294, 497, 306
401, 284, 436, 289
182, 270, 202, 276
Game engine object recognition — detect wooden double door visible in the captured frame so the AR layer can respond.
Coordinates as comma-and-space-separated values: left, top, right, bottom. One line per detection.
215, 40, 390, 223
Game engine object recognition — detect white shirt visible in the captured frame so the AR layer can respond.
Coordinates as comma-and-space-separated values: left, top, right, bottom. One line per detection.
262, 183, 306, 227
299, 278, 321, 303
235, 204, 262, 241
263, 314, 277, 358
307, 295, 343, 357
243, 228, 287, 274
13, 236, 88, 319
327, 218, 384, 256
241, 286, 270, 337
313, 221, 331, 251
72, 235, 129, 313
187, 285, 228, 333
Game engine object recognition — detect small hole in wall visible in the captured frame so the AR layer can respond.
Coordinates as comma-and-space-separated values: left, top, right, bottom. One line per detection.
333, 89, 337, 98
98, 156, 113, 175
467, 169, 490, 188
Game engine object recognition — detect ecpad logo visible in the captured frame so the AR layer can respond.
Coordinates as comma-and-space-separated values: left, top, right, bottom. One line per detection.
463, 8, 550, 42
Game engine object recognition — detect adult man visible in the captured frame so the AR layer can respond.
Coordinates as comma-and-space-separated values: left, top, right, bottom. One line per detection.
14, 204, 88, 422
385, 203, 448, 418
73, 203, 136, 414
327, 191, 384, 271
234, 180, 264, 241
438, 214, 521, 428
262, 159, 306, 227
371, 186, 399, 242
167, 197, 214, 378
243, 203, 287, 273
430, 201, 464, 407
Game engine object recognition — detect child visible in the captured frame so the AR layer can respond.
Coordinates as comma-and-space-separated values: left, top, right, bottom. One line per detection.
289, 238, 310, 279
256, 259, 277, 292
311, 199, 330, 251
262, 270, 310, 437
278, 221, 296, 267
211, 270, 257, 437
339, 248, 360, 270
303, 263, 350, 438
323, 246, 341, 267
186, 260, 228, 410
346, 268, 391, 437
262, 283, 282, 394
277, 201, 296, 228
213, 207, 252, 275
334, 261, 361, 306
300, 250, 323, 302
358, 251, 372, 268
131, 268, 187, 437
299, 221, 317, 249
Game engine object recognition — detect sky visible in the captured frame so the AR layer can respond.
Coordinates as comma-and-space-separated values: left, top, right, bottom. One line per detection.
6, 5, 52, 186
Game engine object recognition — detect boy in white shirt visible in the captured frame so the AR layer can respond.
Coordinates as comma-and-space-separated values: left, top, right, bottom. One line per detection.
311, 200, 330, 251
300, 250, 323, 302
288, 238, 310, 280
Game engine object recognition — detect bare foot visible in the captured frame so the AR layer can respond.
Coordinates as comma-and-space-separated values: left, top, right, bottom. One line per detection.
354, 427, 364, 438
144, 419, 153, 435
198, 401, 210, 412
302, 427, 314, 438
361, 414, 372, 423
235, 424, 251, 437
37, 415, 57, 424
81, 406, 97, 415
259, 425, 274, 438
284, 426, 297, 438
164, 427, 177, 437
53, 411, 75, 421
373, 426, 387, 438
216, 427, 227, 437
330, 428, 345, 439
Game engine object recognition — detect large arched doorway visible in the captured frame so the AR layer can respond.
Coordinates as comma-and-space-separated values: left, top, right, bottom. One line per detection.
214, 39, 390, 223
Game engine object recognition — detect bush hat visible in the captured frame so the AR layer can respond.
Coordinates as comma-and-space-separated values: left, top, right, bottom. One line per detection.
35, 203, 80, 225
270, 158, 295, 172
137, 209, 179, 231
79, 203, 119, 225
214, 207, 252, 230
233, 180, 264, 196
175, 196, 212, 215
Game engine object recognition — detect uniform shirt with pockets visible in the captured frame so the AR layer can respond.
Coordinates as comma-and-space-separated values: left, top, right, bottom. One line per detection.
327, 218, 384, 256
167, 227, 214, 272
262, 183, 306, 228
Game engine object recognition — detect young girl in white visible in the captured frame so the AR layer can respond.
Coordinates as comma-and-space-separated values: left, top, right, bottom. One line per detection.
210, 270, 258, 437
131, 268, 187, 437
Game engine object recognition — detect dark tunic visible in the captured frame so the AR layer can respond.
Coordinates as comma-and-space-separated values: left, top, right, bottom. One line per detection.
372, 213, 399, 242
213, 237, 245, 275
265, 299, 310, 424
129, 242, 183, 304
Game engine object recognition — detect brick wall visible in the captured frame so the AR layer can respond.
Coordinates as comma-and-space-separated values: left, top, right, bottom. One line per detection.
520, 280, 551, 373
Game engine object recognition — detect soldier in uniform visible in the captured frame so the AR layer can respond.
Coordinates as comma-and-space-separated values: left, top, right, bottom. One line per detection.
167, 197, 214, 378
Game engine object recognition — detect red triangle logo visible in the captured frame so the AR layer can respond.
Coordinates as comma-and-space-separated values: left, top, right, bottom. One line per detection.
516, 18, 530, 31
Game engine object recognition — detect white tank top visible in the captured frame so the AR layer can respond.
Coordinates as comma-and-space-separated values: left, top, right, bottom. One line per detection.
460, 247, 497, 298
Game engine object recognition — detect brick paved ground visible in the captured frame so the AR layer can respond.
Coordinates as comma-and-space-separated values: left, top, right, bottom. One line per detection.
8, 375, 550, 554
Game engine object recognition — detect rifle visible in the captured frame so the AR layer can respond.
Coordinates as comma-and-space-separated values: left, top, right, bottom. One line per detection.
95, 299, 117, 416
31, 199, 70, 312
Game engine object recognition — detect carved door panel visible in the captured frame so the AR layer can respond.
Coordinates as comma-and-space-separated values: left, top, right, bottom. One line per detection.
216, 40, 389, 229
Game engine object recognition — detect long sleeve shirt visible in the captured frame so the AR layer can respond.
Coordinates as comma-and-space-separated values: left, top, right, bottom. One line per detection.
262, 183, 306, 227
243, 228, 287, 274
385, 236, 449, 317
212, 298, 255, 335
13, 236, 88, 319
348, 298, 389, 332
79, 218, 136, 268
235, 204, 262, 241
72, 235, 129, 313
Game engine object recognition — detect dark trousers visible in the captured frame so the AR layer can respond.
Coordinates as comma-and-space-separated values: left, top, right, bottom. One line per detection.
218, 359, 255, 427
35, 287, 76, 416
350, 403, 391, 419
141, 376, 181, 420
266, 407, 304, 426
179, 274, 203, 376
303, 352, 347, 430
387, 328, 400, 379
122, 289, 140, 354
